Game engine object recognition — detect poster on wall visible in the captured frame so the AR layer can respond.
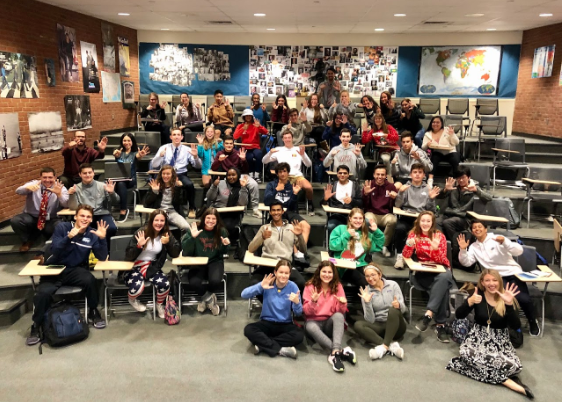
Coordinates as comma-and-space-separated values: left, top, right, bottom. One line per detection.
101, 71, 122, 102
418, 46, 501, 96
80, 41, 100, 93
118, 36, 130, 77
64, 95, 92, 131
531, 44, 555, 78
149, 44, 194, 85
101, 22, 115, 73
0, 113, 22, 160
122, 80, 135, 109
56, 23, 79, 82
248, 45, 398, 99
44, 58, 56, 87
0, 51, 40, 98
27, 111, 64, 153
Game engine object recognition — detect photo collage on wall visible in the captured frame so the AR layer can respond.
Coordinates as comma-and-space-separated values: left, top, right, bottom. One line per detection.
149, 44, 194, 86
249, 45, 398, 99
193, 48, 230, 81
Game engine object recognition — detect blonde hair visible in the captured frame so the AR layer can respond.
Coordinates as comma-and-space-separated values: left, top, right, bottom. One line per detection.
347, 208, 371, 253
203, 125, 221, 151
478, 269, 518, 316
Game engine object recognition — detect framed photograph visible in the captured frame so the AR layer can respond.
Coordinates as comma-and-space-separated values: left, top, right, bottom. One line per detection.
122, 80, 135, 109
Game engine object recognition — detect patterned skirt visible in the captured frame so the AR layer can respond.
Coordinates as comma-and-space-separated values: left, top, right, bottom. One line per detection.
446, 323, 522, 385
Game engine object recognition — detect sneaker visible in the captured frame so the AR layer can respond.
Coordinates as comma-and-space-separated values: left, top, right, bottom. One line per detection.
381, 246, 391, 258
156, 303, 165, 319
308, 201, 315, 216
197, 301, 207, 313
389, 342, 404, 360
328, 353, 345, 372
88, 309, 106, 329
252, 208, 262, 219
129, 298, 147, 312
341, 346, 357, 365
436, 325, 450, 343
369, 345, 388, 360
188, 209, 196, 219
278, 346, 297, 359
19, 241, 32, 253
208, 293, 221, 316
416, 314, 432, 332
26, 324, 41, 346
117, 210, 129, 223
254, 345, 261, 355
529, 319, 540, 337
394, 254, 404, 270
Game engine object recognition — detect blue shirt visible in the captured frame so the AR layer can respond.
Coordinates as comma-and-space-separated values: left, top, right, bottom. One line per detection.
197, 142, 224, 175
241, 281, 302, 322
47, 222, 108, 268
151, 144, 202, 174
247, 106, 270, 127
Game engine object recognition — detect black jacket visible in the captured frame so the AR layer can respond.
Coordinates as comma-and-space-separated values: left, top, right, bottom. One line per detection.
143, 187, 183, 214
125, 228, 181, 278
320, 180, 362, 210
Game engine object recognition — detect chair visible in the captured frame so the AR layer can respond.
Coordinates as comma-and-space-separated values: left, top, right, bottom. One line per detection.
459, 162, 491, 190
217, 206, 246, 257
492, 138, 529, 192
445, 99, 470, 138
263, 96, 277, 114
353, 105, 365, 129
522, 171, 562, 228
477, 116, 507, 161
103, 235, 156, 323
470, 197, 516, 236
469, 98, 499, 136
233, 96, 250, 124
418, 98, 441, 115
553, 219, 562, 266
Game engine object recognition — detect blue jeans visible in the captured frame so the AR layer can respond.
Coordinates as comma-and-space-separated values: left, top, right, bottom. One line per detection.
115, 180, 136, 211
414, 128, 426, 147
246, 148, 263, 174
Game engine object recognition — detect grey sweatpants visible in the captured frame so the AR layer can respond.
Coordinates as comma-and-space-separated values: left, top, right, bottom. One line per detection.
167, 210, 190, 231
413, 269, 455, 324
304, 312, 345, 351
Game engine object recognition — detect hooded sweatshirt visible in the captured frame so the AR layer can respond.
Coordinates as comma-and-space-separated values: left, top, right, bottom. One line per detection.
233, 123, 268, 149
361, 279, 407, 323
322, 143, 367, 177
68, 181, 119, 215
459, 233, 524, 277
394, 181, 435, 213
248, 220, 307, 261
391, 143, 433, 177
264, 180, 297, 212
206, 179, 249, 208
210, 149, 249, 173
303, 283, 347, 321
362, 179, 397, 215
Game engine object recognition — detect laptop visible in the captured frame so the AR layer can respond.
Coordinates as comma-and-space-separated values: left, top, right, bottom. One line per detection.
104, 162, 132, 182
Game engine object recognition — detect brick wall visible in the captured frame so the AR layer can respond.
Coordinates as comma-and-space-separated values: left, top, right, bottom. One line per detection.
0, 0, 138, 223
513, 23, 562, 138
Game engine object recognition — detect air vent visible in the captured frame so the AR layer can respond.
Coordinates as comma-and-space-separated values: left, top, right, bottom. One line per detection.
424, 21, 449, 25
206, 21, 233, 24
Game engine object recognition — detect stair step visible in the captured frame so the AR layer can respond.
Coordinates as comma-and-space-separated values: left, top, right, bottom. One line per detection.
0, 298, 28, 327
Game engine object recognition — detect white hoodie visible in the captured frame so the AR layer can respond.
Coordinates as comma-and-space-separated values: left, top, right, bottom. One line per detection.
459, 233, 523, 277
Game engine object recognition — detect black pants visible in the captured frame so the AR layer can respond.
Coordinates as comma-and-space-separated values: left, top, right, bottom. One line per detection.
394, 216, 416, 253
32, 266, 99, 325
340, 267, 368, 289
431, 152, 460, 176
186, 259, 224, 296
177, 173, 196, 211
244, 320, 304, 357
437, 215, 470, 270
182, 123, 204, 134
310, 126, 325, 145
10, 213, 61, 244
145, 123, 170, 145
58, 175, 81, 189
503, 276, 537, 322
221, 212, 241, 242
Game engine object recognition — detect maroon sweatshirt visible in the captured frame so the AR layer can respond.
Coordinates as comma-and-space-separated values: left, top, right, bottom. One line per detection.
62, 145, 105, 178
210, 149, 249, 173
362, 179, 396, 215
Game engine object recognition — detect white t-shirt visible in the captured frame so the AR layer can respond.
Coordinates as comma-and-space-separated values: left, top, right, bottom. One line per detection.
335, 181, 353, 203
264, 146, 312, 177
137, 236, 163, 262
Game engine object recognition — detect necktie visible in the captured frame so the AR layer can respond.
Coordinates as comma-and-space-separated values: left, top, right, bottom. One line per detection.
37, 190, 50, 230
170, 146, 179, 167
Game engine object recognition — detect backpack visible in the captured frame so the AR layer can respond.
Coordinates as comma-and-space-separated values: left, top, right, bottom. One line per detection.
42, 302, 89, 350
164, 295, 180, 325
448, 283, 474, 344
451, 318, 470, 344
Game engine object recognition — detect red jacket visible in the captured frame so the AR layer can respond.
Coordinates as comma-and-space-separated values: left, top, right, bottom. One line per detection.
361, 125, 399, 154
233, 123, 268, 150
402, 232, 451, 268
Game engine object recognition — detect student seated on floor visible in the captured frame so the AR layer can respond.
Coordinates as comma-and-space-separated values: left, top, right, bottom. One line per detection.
26, 204, 107, 346
125, 209, 181, 318
241, 259, 304, 359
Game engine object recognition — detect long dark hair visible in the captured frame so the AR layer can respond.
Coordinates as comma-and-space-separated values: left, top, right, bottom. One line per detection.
307, 94, 323, 124
142, 209, 171, 249
380, 91, 394, 118
156, 165, 178, 198
372, 112, 389, 134
427, 116, 444, 132
119, 132, 138, 153
306, 261, 341, 295
409, 211, 439, 238
197, 207, 225, 247
181, 92, 195, 119
361, 95, 379, 114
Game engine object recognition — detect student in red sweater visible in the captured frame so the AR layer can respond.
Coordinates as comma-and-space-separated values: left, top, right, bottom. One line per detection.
303, 261, 356, 373
233, 109, 268, 183
59, 130, 107, 188
361, 112, 399, 174
402, 211, 454, 343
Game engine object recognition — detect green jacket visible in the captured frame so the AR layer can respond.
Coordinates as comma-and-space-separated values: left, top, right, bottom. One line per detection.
329, 225, 384, 277
181, 227, 230, 264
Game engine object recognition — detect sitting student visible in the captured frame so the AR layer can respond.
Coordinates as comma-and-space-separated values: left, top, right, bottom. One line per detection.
299, 94, 328, 144
197, 125, 224, 188
248, 201, 307, 290
328, 90, 356, 127
437, 167, 492, 269
303, 261, 356, 372
391, 131, 433, 183
402, 211, 454, 343
175, 92, 203, 133
446, 270, 533, 399
354, 264, 407, 360
422, 116, 460, 188
458, 220, 540, 336
270, 94, 290, 134
11, 167, 68, 252
329, 208, 385, 288
363, 165, 398, 258
393, 163, 441, 269
323, 129, 366, 178
113, 132, 150, 222
151, 128, 202, 219
211, 135, 261, 218
124, 209, 181, 318
248, 93, 270, 127
379, 91, 402, 131
322, 165, 362, 236
360, 95, 380, 127
398, 98, 425, 146
361, 112, 399, 174
262, 131, 315, 215
181, 208, 230, 316
233, 109, 268, 183
26, 204, 107, 345
140, 92, 169, 145
241, 259, 304, 359
59, 130, 107, 188
206, 89, 234, 135
144, 165, 190, 231
282, 108, 312, 146
321, 110, 358, 150
68, 163, 118, 246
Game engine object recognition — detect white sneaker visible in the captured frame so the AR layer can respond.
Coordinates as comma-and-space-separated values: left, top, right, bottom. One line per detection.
389, 342, 404, 360
427, 178, 434, 188
129, 298, 146, 312
156, 303, 165, 319
279, 346, 297, 359
197, 301, 206, 313
381, 246, 391, 258
294, 251, 305, 259
394, 254, 404, 270
252, 208, 262, 219
369, 345, 388, 360
208, 293, 221, 316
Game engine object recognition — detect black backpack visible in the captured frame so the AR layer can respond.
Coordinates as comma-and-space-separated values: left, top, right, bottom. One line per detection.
42, 302, 89, 351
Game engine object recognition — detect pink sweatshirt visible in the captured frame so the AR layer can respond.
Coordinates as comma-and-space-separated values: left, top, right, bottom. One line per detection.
303, 283, 348, 321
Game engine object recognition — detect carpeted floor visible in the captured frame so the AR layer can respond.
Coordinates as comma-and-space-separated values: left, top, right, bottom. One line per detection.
0, 301, 561, 402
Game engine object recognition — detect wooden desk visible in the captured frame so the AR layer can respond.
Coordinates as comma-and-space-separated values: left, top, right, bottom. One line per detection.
147, 170, 160, 174
235, 143, 253, 147
554, 219, 562, 253
172, 256, 209, 265
135, 205, 155, 215
217, 206, 245, 213
93, 261, 134, 271
181, 142, 198, 146
19, 260, 65, 276
428, 144, 453, 151
466, 211, 509, 223
492, 147, 519, 154
322, 205, 351, 215
404, 258, 446, 273
243, 251, 278, 267
393, 207, 419, 218
208, 170, 226, 176
522, 178, 561, 186
320, 251, 357, 269
57, 209, 76, 216
374, 144, 395, 148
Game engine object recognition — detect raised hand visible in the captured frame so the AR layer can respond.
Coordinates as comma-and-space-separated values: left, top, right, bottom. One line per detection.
288, 290, 300, 304
399, 183, 411, 193
240, 176, 248, 187
467, 286, 482, 307
160, 101, 168, 109
429, 186, 441, 199
160, 149, 166, 158
224, 98, 230, 107
225, 128, 233, 136
333, 295, 347, 304
47, 179, 64, 196
310, 288, 320, 302
161, 232, 170, 245
409, 151, 420, 160
148, 179, 160, 192
430, 232, 441, 250
269, 148, 279, 154
196, 134, 204, 144
68, 140, 77, 148
136, 231, 148, 247
138, 145, 150, 157
353, 143, 362, 156
358, 286, 374, 303
113, 147, 122, 158
26, 182, 41, 192
497, 282, 521, 305
332, 101, 337, 109
495, 236, 505, 245
98, 137, 108, 151
68, 225, 81, 238
189, 222, 203, 238
68, 185, 77, 195
239, 147, 247, 159
368, 218, 378, 232
93, 220, 108, 239
389, 191, 397, 199
363, 180, 374, 195
290, 220, 303, 236
253, 118, 260, 127
261, 104, 266, 111
262, 226, 272, 240
213, 176, 220, 187
190, 144, 198, 157
445, 177, 456, 191
467, 183, 477, 193
457, 233, 470, 250
292, 182, 302, 195
261, 273, 275, 289
326, 120, 333, 127
341, 115, 348, 124
391, 295, 400, 309
347, 228, 357, 237
219, 154, 227, 162
362, 122, 369, 132
176, 180, 183, 187
220, 236, 231, 246
330, 148, 340, 156
324, 183, 336, 201
104, 179, 115, 194
275, 181, 285, 191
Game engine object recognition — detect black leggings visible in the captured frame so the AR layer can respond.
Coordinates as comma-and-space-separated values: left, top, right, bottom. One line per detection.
186, 259, 224, 296
430, 152, 460, 175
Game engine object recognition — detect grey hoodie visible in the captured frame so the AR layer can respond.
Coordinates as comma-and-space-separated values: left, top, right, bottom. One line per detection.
391, 144, 433, 177
323, 143, 367, 177
248, 220, 306, 261
206, 180, 249, 208
361, 279, 407, 323
395, 181, 435, 212
68, 181, 119, 215
285, 121, 312, 146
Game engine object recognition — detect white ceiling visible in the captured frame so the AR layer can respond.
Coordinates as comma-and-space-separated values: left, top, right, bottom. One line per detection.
39, 0, 562, 33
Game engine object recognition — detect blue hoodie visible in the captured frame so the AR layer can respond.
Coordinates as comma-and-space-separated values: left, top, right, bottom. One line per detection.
241, 281, 302, 322
46, 222, 108, 268
264, 180, 297, 212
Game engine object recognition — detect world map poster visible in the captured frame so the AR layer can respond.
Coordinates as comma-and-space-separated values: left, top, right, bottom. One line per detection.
418, 46, 501, 96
